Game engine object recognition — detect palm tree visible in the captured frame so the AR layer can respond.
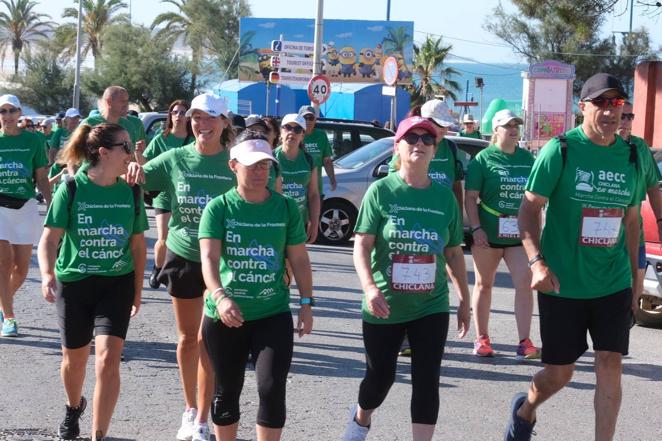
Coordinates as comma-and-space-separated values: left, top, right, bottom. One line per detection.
61, 0, 129, 69
0, 0, 54, 75
152, 0, 205, 94
382, 25, 413, 77
409, 36, 461, 106
238, 30, 259, 79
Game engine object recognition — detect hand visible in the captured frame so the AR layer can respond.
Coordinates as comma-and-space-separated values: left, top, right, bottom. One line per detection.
306, 221, 319, 244
297, 305, 313, 337
135, 140, 145, 154
530, 261, 560, 293
365, 286, 389, 319
471, 229, 489, 248
41, 275, 58, 303
456, 300, 470, 338
125, 162, 145, 186
216, 297, 244, 327
131, 294, 142, 317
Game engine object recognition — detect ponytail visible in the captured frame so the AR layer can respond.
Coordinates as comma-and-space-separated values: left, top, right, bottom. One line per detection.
60, 124, 93, 167
60, 123, 127, 168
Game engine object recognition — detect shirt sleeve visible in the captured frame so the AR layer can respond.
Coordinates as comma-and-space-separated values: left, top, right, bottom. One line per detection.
524, 138, 563, 198
132, 190, 149, 234
286, 197, 307, 245
33, 136, 49, 169
143, 135, 161, 162
464, 157, 483, 192
44, 182, 71, 228
198, 197, 226, 240
142, 151, 173, 192
354, 182, 382, 235
446, 192, 463, 248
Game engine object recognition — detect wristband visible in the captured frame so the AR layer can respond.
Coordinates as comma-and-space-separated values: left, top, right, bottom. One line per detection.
470, 225, 482, 234
527, 254, 545, 268
211, 287, 227, 306
299, 297, 315, 306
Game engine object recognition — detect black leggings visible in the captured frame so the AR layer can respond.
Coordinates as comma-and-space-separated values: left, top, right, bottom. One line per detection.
201, 311, 293, 428
358, 312, 449, 425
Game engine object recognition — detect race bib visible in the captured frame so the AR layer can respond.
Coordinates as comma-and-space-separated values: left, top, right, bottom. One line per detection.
391, 254, 436, 293
498, 216, 520, 239
579, 208, 623, 247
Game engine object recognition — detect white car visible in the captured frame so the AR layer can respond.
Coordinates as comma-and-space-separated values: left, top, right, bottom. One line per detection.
319, 135, 489, 245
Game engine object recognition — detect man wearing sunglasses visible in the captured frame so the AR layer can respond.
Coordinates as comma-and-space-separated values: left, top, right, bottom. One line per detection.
298, 105, 336, 204
507, 73, 644, 441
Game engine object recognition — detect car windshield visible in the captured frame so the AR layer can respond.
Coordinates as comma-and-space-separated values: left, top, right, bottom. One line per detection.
335, 137, 393, 169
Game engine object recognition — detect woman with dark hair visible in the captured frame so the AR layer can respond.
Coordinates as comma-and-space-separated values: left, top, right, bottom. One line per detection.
136, 100, 194, 289
261, 116, 281, 148
126, 93, 235, 441
38, 123, 147, 441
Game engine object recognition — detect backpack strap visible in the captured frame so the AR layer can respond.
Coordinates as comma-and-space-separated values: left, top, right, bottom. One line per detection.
626, 139, 639, 171
302, 149, 314, 171
557, 135, 568, 168
131, 184, 142, 217
64, 174, 77, 214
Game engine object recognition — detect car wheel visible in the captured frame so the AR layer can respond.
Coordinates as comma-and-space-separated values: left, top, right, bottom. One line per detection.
635, 294, 662, 328
318, 199, 357, 245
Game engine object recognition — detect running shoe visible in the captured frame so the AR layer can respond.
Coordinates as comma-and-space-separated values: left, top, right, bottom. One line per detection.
341, 404, 370, 441
516, 338, 541, 360
148, 266, 161, 289
473, 335, 494, 357
176, 408, 197, 441
504, 392, 536, 441
1, 318, 18, 337
58, 396, 87, 440
191, 421, 210, 441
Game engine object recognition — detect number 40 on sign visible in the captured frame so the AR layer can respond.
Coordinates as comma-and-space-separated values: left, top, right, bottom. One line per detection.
307, 74, 331, 105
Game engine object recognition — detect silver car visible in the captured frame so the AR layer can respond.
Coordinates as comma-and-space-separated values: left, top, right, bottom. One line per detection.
319, 135, 490, 245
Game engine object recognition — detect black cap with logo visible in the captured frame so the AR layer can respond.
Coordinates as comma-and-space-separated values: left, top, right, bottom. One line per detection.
580, 73, 627, 101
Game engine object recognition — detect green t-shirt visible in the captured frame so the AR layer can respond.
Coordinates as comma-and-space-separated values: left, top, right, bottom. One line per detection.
460, 130, 481, 139
142, 144, 236, 262
44, 171, 149, 282
526, 126, 643, 299
50, 127, 72, 150
35, 130, 49, 151
143, 133, 192, 211
127, 114, 147, 143
354, 172, 463, 324
303, 128, 332, 194
199, 188, 307, 321
465, 145, 534, 245
81, 115, 144, 144
0, 130, 49, 199
271, 146, 314, 221
630, 135, 662, 245
389, 138, 464, 188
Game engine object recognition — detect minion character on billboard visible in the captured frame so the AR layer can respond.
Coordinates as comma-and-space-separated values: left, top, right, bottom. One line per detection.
394, 53, 412, 81
374, 43, 384, 79
358, 48, 377, 78
339, 46, 356, 78
257, 52, 272, 81
326, 45, 341, 77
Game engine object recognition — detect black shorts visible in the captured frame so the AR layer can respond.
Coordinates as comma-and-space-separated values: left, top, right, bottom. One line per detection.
538, 288, 632, 365
488, 242, 522, 249
158, 248, 205, 299
154, 207, 171, 215
56, 272, 135, 349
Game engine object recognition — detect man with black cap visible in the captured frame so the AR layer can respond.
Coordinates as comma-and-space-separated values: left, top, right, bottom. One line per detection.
298, 105, 336, 203
505, 73, 643, 441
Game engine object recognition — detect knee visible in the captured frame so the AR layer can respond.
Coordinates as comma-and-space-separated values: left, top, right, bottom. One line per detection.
474, 278, 493, 293
178, 332, 199, 350
596, 352, 622, 375
11, 262, 29, 282
542, 365, 574, 389
62, 353, 87, 372
211, 394, 240, 426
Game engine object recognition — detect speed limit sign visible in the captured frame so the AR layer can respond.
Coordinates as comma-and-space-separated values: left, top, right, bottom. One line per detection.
307, 74, 331, 105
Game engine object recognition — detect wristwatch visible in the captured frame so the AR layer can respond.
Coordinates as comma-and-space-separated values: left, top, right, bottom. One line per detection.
299, 297, 316, 306
527, 253, 545, 268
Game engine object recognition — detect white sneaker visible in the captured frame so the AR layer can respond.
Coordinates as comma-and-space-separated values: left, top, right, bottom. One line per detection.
176, 408, 197, 441
341, 405, 370, 441
191, 421, 210, 441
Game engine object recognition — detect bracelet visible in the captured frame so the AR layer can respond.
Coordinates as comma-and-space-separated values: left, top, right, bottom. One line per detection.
470, 225, 482, 234
211, 287, 227, 306
299, 297, 315, 306
527, 253, 545, 268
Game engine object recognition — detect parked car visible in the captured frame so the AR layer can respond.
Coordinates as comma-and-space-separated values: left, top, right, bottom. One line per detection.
319, 135, 489, 245
139, 111, 168, 143
314, 118, 394, 158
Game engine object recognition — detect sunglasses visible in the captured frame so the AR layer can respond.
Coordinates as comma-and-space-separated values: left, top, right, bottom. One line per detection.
282, 124, 304, 134
171, 110, 187, 116
0, 108, 19, 115
402, 133, 436, 146
303, 115, 316, 121
109, 141, 134, 154
584, 97, 625, 109
621, 113, 635, 121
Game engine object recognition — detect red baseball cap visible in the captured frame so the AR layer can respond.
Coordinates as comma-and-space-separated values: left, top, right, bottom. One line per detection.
394, 116, 438, 143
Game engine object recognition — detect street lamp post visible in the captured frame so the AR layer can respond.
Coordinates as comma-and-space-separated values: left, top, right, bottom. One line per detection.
73, 0, 83, 109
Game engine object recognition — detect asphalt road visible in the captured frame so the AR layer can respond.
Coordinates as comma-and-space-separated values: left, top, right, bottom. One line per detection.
2, 208, 661, 441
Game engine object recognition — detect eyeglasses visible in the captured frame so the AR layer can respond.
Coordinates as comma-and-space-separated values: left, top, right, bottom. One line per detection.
108, 141, 134, 154
621, 113, 635, 121
171, 110, 187, 116
583, 97, 625, 109
246, 161, 272, 171
0, 108, 19, 115
401, 133, 436, 146
282, 124, 304, 134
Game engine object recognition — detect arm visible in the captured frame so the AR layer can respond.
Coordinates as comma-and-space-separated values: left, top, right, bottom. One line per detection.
129, 233, 146, 316
323, 156, 336, 191
464, 189, 488, 248
48, 147, 57, 165
444, 245, 471, 338
35, 167, 52, 206
199, 237, 244, 327
518, 191, 559, 293
48, 168, 66, 186
37, 226, 64, 303
306, 168, 320, 243
624, 205, 641, 312
287, 243, 314, 337
353, 233, 389, 318
647, 185, 662, 240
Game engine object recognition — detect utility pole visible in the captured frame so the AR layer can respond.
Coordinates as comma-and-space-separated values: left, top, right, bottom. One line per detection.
311, 0, 324, 109
629, 0, 634, 33
73, 0, 83, 108
386, 0, 391, 21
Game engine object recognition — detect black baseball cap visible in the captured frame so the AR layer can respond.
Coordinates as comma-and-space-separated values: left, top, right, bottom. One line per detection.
245, 115, 268, 130
298, 105, 318, 118
229, 112, 245, 130
580, 73, 627, 101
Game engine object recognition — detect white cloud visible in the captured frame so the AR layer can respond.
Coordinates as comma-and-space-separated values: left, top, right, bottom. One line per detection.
258, 22, 277, 29
367, 26, 384, 32
336, 32, 352, 38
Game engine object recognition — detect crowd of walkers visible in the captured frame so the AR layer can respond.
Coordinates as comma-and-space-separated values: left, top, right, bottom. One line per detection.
0, 71, 656, 441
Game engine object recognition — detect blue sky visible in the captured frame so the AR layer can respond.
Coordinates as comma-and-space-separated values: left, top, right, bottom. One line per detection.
38, 0, 662, 64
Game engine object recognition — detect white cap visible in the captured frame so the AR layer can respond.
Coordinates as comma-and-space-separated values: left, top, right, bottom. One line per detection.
280, 113, 306, 130
492, 109, 523, 128
186, 93, 228, 118
421, 99, 453, 127
65, 107, 81, 118
230, 139, 278, 166
0, 94, 21, 109
462, 114, 475, 123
